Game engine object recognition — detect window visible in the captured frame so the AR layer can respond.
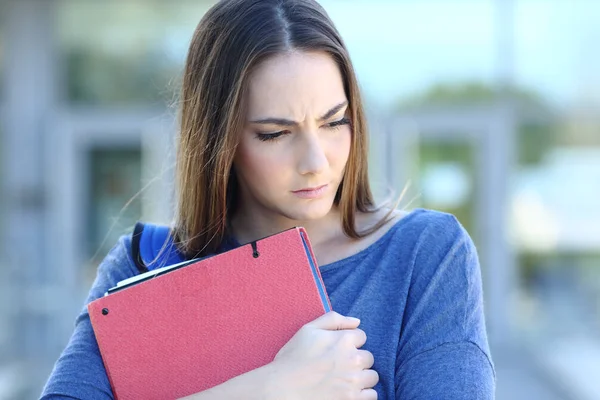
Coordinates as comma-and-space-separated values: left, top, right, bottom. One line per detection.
86, 148, 142, 277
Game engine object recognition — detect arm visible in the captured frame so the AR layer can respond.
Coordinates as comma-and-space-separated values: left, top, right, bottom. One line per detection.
395, 213, 496, 399
179, 363, 278, 400
40, 236, 137, 399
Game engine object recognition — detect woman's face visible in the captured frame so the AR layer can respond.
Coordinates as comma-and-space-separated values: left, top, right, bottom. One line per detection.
234, 51, 351, 222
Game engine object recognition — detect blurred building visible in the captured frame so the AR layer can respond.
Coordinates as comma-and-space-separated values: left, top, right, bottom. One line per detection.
1, 1, 599, 399
0, 1, 183, 397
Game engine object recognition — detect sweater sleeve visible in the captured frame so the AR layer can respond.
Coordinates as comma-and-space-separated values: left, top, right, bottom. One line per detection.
40, 236, 138, 400
395, 213, 496, 399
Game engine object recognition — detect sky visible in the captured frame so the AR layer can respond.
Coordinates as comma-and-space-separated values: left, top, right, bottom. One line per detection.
319, 0, 600, 109
55, 0, 600, 110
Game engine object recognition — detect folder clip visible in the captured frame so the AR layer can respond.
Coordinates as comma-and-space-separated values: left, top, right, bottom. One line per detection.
251, 241, 260, 258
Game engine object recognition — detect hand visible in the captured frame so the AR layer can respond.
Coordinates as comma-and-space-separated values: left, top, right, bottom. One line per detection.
267, 311, 379, 400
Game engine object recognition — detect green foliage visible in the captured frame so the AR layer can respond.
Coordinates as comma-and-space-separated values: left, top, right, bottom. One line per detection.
65, 47, 180, 106
397, 81, 545, 109
418, 141, 476, 241
397, 81, 558, 166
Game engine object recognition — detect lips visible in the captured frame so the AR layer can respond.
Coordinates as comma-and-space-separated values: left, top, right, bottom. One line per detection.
291, 184, 329, 199
292, 184, 328, 193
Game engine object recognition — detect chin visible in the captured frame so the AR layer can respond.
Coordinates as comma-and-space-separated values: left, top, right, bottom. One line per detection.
280, 197, 335, 222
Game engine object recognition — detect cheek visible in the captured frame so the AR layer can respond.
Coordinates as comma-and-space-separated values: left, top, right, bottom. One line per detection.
235, 141, 287, 186
327, 127, 352, 168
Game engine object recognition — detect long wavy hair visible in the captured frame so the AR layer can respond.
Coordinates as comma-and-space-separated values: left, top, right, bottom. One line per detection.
173, 0, 389, 258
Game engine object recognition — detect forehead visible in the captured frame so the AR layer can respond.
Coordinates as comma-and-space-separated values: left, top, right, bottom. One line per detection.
246, 51, 347, 119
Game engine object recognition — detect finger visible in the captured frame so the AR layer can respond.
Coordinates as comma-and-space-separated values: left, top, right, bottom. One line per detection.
356, 349, 374, 369
338, 328, 367, 348
358, 388, 378, 400
359, 369, 379, 390
308, 311, 360, 331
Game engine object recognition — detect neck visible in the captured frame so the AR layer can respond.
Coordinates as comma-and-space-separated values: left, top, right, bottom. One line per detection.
229, 205, 344, 248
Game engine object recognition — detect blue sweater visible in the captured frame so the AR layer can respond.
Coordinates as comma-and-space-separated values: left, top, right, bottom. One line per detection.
41, 209, 495, 399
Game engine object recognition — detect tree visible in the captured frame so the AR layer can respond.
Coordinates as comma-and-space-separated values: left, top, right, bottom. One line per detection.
396, 81, 559, 165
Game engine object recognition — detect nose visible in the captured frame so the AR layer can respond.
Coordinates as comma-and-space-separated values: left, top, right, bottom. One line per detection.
297, 131, 328, 176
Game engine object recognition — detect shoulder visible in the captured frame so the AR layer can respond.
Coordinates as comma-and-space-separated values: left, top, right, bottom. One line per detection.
105, 234, 137, 268
389, 209, 482, 305
354, 207, 473, 260
94, 233, 138, 279
84, 234, 140, 305
393, 207, 464, 237
359, 206, 466, 240
389, 210, 490, 360
385, 208, 473, 255
379, 208, 479, 284
346, 208, 477, 277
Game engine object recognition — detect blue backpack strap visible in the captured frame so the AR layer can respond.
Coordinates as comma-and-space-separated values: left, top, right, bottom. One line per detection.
131, 222, 184, 274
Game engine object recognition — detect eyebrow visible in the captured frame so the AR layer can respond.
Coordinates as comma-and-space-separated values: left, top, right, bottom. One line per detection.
249, 101, 348, 126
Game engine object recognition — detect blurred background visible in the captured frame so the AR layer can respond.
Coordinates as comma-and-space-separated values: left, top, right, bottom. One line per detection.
1, 0, 599, 398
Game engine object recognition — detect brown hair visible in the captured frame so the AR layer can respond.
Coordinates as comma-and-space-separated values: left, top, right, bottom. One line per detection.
174, 0, 390, 258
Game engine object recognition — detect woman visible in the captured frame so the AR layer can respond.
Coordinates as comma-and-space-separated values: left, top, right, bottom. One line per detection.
41, 0, 495, 399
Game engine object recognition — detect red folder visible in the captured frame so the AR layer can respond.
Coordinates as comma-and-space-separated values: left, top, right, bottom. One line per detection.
88, 227, 331, 400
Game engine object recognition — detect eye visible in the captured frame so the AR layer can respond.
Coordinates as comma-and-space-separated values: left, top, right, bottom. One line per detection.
325, 117, 351, 130
256, 130, 289, 142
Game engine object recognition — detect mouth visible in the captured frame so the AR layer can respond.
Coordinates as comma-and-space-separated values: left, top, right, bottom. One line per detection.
291, 184, 329, 199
